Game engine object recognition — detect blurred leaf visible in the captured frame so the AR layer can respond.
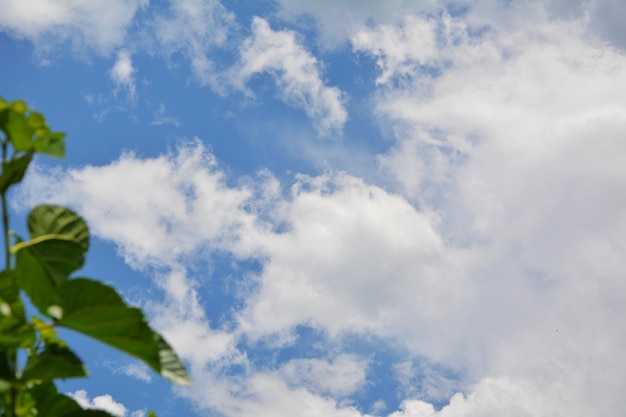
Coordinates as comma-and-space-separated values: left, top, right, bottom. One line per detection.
34, 131, 66, 158
157, 335, 191, 385
32, 317, 59, 342
0, 270, 25, 322
56, 278, 191, 385
21, 343, 87, 382
26, 112, 46, 131
0, 271, 35, 348
4, 103, 34, 151
10, 100, 27, 114
15, 388, 36, 416
64, 411, 119, 417
28, 382, 118, 417
29, 382, 79, 416
28, 205, 89, 251
0, 152, 33, 195
0, 351, 14, 388
0, 317, 35, 349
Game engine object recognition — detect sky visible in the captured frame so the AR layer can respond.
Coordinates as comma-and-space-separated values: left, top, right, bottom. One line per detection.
1, 0, 626, 416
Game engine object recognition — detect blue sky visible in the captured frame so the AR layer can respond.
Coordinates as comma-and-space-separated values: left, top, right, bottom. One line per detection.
2, 1, 626, 416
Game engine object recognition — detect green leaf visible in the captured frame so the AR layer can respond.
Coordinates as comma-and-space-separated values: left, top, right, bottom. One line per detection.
28, 205, 89, 251
15, 387, 36, 417
32, 317, 59, 342
0, 272, 36, 348
148, 411, 158, 417
64, 411, 119, 417
15, 206, 90, 314
28, 382, 116, 417
30, 382, 79, 415
10, 100, 28, 114
157, 335, 191, 385
15, 245, 57, 316
0, 317, 35, 349
4, 103, 34, 151
0, 270, 26, 322
15, 236, 85, 316
0, 152, 34, 195
0, 351, 15, 389
56, 278, 191, 385
35, 131, 66, 158
21, 343, 87, 383
13, 236, 85, 284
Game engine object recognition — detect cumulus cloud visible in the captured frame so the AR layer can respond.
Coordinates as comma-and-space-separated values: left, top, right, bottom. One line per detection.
17, 140, 256, 268
236, 172, 473, 356
0, 0, 146, 56
352, 3, 626, 415
231, 17, 348, 136
69, 390, 132, 417
12, 3, 626, 416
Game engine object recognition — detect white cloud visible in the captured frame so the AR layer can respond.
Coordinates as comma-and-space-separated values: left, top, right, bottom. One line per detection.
14, 6, 626, 415
351, 3, 626, 416
0, 0, 146, 56
351, 15, 438, 85
276, 0, 438, 51
179, 370, 372, 417
236, 172, 473, 359
231, 17, 348, 137
17, 140, 256, 269
151, 0, 235, 85
69, 390, 129, 417
110, 50, 137, 100
107, 361, 153, 383
280, 354, 368, 397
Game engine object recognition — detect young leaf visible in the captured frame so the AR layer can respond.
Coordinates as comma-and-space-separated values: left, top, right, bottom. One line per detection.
34, 131, 66, 158
55, 278, 191, 385
3, 101, 34, 151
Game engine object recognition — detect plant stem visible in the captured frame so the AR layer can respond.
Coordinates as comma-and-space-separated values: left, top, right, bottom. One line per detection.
1, 194, 9, 271
1, 139, 8, 270
0, 139, 15, 417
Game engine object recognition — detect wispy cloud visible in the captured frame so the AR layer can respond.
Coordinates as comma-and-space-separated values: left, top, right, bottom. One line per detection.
110, 49, 137, 100
150, 0, 236, 85
231, 17, 348, 137
150, 103, 180, 127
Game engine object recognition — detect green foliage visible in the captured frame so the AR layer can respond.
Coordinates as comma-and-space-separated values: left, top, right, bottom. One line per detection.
0, 97, 190, 417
